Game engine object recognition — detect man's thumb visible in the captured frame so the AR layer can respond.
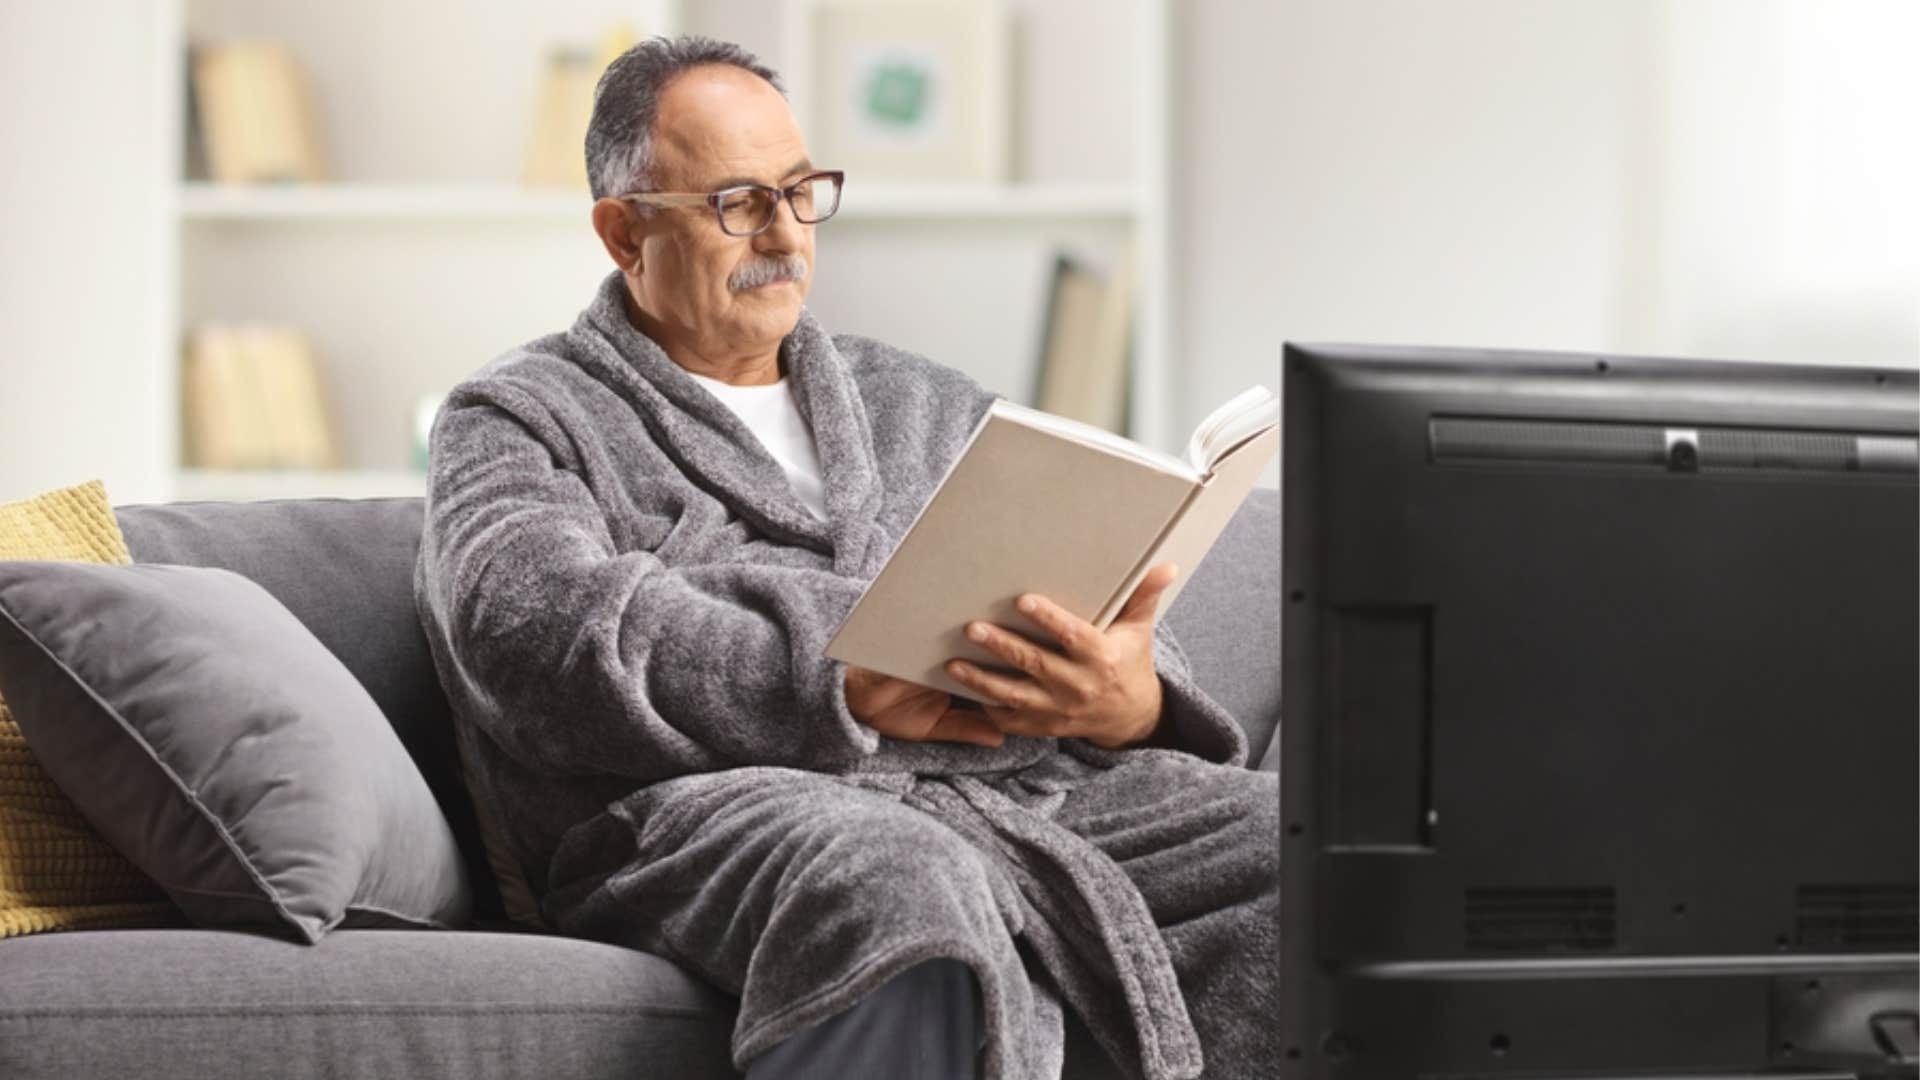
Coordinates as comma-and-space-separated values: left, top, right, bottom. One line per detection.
1118, 562, 1179, 625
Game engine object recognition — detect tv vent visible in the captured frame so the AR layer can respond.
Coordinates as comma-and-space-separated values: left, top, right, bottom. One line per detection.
1794, 883, 1919, 948
1432, 418, 1664, 467
1432, 416, 1918, 475
1465, 886, 1616, 953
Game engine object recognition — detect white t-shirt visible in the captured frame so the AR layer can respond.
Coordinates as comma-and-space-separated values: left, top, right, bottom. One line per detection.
686, 371, 829, 520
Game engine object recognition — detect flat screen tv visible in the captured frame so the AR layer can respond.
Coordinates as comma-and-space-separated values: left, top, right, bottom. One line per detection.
1278, 343, 1919, 1078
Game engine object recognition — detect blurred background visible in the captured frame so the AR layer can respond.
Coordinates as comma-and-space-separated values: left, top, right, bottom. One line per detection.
1, 0, 1914, 505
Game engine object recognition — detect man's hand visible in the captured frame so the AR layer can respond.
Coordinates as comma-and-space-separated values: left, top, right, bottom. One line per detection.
844, 665, 1005, 747
944, 562, 1178, 750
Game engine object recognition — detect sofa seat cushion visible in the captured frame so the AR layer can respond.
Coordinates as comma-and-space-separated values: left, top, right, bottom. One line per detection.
0, 929, 738, 1079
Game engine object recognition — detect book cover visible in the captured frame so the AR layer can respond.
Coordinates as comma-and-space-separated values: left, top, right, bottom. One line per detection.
523, 26, 637, 190
182, 325, 250, 469
1031, 253, 1132, 434
523, 48, 598, 189
182, 324, 336, 471
244, 326, 337, 470
192, 41, 327, 185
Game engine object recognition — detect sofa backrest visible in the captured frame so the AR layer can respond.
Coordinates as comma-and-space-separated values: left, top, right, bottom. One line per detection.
1163, 488, 1281, 768
114, 489, 1280, 916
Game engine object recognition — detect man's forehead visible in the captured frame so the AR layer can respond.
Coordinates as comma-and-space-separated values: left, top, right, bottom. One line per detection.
654, 65, 810, 188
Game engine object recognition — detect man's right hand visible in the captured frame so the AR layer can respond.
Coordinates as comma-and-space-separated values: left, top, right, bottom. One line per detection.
844, 665, 1005, 748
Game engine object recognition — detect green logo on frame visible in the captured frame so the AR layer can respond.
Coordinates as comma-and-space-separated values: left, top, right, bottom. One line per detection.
863, 64, 928, 127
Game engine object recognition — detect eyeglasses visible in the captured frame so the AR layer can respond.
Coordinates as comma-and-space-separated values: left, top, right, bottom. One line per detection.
618, 170, 845, 237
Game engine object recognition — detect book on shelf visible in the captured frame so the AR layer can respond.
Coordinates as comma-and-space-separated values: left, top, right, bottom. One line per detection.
190, 41, 328, 184
825, 386, 1279, 702
524, 24, 638, 188
182, 325, 337, 471
1031, 251, 1133, 435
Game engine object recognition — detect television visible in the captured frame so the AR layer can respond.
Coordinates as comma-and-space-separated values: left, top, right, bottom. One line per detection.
1278, 343, 1919, 1078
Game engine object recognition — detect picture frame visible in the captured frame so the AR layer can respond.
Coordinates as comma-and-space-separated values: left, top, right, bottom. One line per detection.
783, 0, 1008, 185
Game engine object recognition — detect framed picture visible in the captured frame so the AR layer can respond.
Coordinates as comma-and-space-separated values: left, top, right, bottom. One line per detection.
783, 0, 1008, 184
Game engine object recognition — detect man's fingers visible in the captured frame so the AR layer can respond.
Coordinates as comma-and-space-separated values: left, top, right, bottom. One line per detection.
862, 685, 1006, 747
1115, 562, 1179, 627
868, 686, 945, 736
946, 659, 1049, 712
1006, 593, 1099, 662
964, 619, 1069, 682
981, 706, 1061, 739
930, 708, 1005, 747
847, 665, 947, 722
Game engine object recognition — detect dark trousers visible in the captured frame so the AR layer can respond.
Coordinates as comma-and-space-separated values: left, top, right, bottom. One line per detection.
744, 958, 981, 1079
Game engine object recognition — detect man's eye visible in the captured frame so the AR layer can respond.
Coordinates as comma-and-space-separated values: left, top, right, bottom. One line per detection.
720, 193, 756, 212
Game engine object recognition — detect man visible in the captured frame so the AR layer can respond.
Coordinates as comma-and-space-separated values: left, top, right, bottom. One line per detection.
415, 35, 1277, 1080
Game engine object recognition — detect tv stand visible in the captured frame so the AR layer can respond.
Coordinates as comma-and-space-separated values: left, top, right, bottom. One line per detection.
1773, 968, 1919, 1077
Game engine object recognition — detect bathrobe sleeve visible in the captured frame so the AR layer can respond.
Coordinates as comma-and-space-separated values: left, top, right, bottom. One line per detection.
419, 396, 881, 783
1145, 623, 1250, 767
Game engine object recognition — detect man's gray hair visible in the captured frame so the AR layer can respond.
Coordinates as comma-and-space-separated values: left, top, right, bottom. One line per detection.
585, 35, 786, 201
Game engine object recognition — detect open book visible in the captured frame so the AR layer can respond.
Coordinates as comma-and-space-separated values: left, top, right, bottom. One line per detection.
825, 386, 1279, 703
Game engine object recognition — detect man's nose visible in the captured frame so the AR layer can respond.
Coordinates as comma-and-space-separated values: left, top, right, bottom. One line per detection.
754, 194, 807, 250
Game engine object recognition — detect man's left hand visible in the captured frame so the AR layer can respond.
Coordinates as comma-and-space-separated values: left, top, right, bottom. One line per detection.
944, 562, 1178, 750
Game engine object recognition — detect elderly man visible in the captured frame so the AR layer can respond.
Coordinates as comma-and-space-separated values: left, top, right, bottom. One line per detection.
415, 35, 1277, 1080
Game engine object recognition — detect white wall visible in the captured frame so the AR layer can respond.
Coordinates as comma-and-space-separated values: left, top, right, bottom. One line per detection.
1176, 0, 1653, 489
1176, 0, 1920, 484
1641, 0, 1920, 368
0, 2, 170, 505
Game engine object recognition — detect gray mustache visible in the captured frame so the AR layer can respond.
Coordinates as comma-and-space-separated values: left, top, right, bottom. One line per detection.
730, 255, 809, 292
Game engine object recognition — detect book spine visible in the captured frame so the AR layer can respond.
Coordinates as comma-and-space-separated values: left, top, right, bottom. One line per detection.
1100, 426, 1280, 628
1090, 479, 1206, 630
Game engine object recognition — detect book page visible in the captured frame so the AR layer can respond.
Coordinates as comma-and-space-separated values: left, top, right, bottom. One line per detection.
995, 400, 1197, 479
1184, 385, 1278, 474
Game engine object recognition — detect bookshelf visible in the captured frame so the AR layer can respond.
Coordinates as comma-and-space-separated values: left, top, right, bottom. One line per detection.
177, 181, 1144, 224
157, 0, 1173, 502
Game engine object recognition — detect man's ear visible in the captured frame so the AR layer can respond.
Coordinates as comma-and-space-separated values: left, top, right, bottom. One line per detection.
591, 198, 644, 275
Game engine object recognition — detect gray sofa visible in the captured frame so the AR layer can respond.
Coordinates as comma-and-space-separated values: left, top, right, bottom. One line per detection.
0, 490, 1279, 1079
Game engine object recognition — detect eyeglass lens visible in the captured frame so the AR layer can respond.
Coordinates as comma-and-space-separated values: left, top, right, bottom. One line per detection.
716, 175, 842, 235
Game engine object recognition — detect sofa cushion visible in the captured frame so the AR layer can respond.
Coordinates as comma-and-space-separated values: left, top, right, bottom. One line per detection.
1163, 487, 1280, 765
115, 498, 502, 922
0, 929, 737, 1079
0, 480, 179, 939
0, 562, 472, 942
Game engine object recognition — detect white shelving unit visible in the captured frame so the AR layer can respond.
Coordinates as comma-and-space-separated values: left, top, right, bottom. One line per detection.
156, 0, 1173, 502
177, 180, 1143, 224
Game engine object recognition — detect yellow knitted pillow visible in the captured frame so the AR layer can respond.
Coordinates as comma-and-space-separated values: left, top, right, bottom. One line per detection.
0, 480, 180, 938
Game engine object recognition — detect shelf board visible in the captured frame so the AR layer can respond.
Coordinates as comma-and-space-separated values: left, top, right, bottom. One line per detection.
840, 183, 1141, 219
174, 468, 427, 502
178, 184, 586, 222
176, 181, 1142, 223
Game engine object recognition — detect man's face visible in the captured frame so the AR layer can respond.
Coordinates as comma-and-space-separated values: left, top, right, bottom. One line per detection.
629, 65, 817, 359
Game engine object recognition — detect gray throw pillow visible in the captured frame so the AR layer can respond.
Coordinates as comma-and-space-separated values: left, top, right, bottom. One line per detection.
0, 561, 472, 943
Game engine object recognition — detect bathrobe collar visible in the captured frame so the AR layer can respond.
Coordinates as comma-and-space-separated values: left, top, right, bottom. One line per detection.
573, 272, 886, 571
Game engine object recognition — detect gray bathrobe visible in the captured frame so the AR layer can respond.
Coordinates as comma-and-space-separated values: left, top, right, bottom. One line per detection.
415, 272, 1278, 1079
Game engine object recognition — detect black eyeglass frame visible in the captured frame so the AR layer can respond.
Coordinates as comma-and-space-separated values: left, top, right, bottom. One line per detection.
617, 170, 846, 237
